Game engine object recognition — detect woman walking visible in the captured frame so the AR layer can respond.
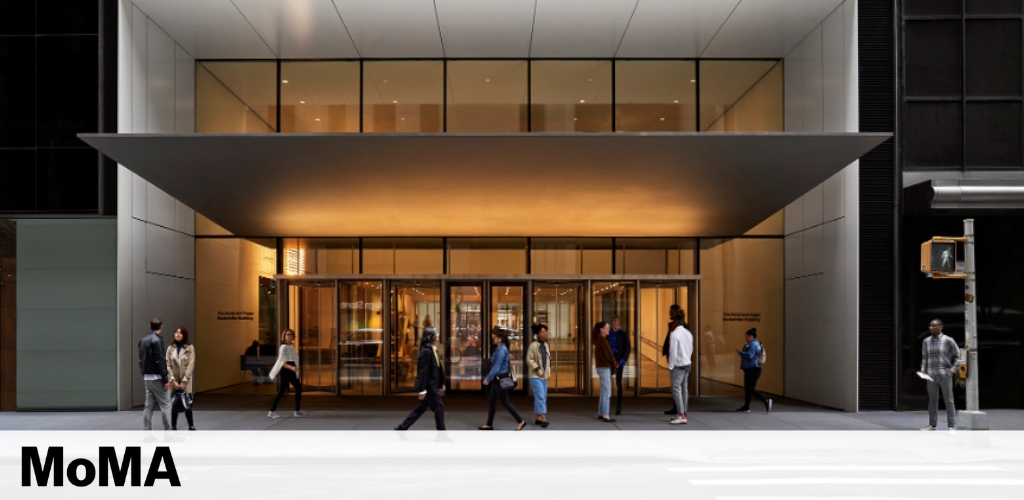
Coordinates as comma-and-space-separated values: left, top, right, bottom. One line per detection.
166, 327, 196, 431
479, 330, 526, 431
526, 323, 551, 427
735, 328, 772, 413
269, 328, 306, 418
593, 321, 618, 423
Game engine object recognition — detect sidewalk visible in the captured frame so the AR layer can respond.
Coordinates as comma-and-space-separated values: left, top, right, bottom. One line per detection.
3, 393, 1023, 431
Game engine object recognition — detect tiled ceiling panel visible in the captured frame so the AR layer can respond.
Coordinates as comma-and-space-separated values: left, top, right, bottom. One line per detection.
616, 0, 740, 58
233, 0, 359, 59
132, 0, 275, 59
332, 0, 443, 58
701, 0, 845, 57
530, 0, 637, 58
435, 0, 535, 58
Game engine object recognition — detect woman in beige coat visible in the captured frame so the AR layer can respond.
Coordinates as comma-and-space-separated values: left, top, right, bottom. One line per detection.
526, 324, 552, 427
166, 327, 196, 430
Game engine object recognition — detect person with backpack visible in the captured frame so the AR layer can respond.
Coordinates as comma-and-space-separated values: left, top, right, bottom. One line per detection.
735, 328, 772, 413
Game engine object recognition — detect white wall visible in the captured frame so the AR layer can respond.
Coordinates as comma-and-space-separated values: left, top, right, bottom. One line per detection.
117, 0, 197, 409
783, 0, 859, 411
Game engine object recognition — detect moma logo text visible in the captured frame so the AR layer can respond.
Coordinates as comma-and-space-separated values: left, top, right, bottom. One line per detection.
22, 446, 180, 487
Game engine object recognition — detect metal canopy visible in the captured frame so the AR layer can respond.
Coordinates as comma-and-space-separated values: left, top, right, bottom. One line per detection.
79, 132, 889, 237
905, 180, 1024, 214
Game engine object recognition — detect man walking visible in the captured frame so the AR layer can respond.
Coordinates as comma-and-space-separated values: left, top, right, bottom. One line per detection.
395, 327, 446, 430
667, 305, 693, 425
139, 317, 171, 430
920, 318, 960, 432
609, 316, 631, 415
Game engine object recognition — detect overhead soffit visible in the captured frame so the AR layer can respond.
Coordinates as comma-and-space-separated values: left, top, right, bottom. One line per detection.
131, 0, 848, 59
80, 132, 889, 238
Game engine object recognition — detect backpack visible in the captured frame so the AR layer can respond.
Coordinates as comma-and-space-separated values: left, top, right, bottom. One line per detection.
757, 344, 767, 365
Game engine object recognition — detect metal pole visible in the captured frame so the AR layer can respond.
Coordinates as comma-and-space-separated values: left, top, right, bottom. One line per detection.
958, 218, 988, 430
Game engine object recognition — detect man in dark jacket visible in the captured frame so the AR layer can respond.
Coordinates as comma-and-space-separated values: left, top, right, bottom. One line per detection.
395, 327, 447, 430
139, 317, 171, 430
663, 306, 685, 415
609, 316, 631, 415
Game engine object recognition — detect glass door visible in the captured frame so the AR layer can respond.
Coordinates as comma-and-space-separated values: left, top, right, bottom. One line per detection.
532, 283, 586, 394
389, 282, 441, 394
492, 283, 526, 392
289, 282, 337, 393
592, 282, 637, 397
639, 283, 691, 395
338, 281, 384, 395
447, 283, 484, 391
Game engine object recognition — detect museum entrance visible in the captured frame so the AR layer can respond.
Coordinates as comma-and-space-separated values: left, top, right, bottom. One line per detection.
277, 275, 699, 397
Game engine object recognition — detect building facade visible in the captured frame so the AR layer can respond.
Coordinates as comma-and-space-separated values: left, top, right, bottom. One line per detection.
6, 1, 1015, 414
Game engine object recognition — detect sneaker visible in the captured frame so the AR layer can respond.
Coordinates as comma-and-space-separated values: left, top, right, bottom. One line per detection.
921, 425, 936, 431
948, 428, 956, 435
267, 411, 280, 419
766, 399, 773, 414
670, 413, 688, 425
736, 407, 750, 412
293, 411, 307, 418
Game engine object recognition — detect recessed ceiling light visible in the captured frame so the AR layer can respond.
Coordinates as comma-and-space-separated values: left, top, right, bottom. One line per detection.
690, 79, 696, 83
485, 78, 491, 82
314, 118, 320, 121
659, 117, 665, 121
400, 117, 405, 121
282, 80, 289, 84
299, 100, 306, 104
579, 99, 585, 103
383, 79, 389, 83
673, 100, 679, 104
588, 78, 594, 82
573, 117, 578, 121
392, 100, 398, 104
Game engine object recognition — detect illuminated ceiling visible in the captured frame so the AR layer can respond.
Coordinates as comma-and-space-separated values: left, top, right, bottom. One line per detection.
80, 132, 888, 237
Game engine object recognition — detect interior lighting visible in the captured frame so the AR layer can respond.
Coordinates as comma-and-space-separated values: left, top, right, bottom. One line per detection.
315, 118, 321, 121
392, 100, 398, 104
485, 78, 491, 82
579, 99, 586, 103
673, 100, 679, 104
282, 80, 289, 84
383, 79, 389, 83
660, 117, 665, 121
690, 79, 696, 83
299, 100, 306, 104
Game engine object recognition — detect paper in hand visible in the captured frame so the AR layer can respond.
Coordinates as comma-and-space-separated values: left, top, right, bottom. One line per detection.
917, 371, 934, 382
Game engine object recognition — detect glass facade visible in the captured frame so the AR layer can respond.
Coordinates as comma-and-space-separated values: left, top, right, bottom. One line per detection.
194, 59, 783, 133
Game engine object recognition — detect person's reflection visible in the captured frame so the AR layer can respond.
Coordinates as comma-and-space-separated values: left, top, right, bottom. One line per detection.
463, 337, 482, 380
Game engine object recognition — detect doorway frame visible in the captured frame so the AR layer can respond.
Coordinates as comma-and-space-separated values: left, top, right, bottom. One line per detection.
276, 274, 700, 397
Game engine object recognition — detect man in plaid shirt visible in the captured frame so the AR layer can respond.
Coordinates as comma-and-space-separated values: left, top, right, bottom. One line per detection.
920, 318, 960, 431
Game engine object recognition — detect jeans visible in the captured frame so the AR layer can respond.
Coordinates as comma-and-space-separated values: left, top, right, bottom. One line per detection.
927, 374, 956, 429
670, 365, 691, 416
397, 391, 445, 430
271, 367, 302, 412
486, 382, 523, 426
742, 367, 768, 410
143, 379, 171, 430
597, 367, 612, 415
529, 378, 548, 415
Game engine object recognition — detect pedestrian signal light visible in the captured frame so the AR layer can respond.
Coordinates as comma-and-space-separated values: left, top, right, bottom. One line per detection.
921, 237, 965, 278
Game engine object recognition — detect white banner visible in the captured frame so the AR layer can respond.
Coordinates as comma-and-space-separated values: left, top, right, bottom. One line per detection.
2, 431, 1023, 499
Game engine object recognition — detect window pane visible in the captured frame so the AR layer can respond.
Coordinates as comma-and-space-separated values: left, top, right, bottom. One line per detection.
363, 61, 443, 132
966, 102, 1023, 168
904, 0, 960, 16
966, 0, 1021, 15
531, 238, 612, 274
615, 61, 696, 132
0, 37, 36, 147
531, 61, 612, 132
282, 238, 359, 275
280, 61, 359, 132
905, 21, 962, 97
339, 281, 384, 395
699, 60, 782, 131
448, 238, 526, 274
615, 238, 695, 275
447, 60, 527, 132
196, 61, 277, 132
903, 101, 963, 168
966, 20, 1022, 97
362, 238, 443, 274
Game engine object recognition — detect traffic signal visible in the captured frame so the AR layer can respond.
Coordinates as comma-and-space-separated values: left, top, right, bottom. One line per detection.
921, 239, 956, 274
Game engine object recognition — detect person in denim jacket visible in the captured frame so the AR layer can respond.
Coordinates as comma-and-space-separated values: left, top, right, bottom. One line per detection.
479, 329, 526, 431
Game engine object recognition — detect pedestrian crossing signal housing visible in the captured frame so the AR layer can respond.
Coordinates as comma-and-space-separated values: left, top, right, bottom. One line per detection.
921, 239, 957, 274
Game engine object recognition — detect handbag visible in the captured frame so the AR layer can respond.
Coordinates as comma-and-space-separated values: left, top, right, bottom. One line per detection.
498, 362, 518, 390
171, 390, 193, 412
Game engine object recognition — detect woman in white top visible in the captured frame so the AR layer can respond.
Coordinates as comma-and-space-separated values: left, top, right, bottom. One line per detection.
268, 329, 306, 418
